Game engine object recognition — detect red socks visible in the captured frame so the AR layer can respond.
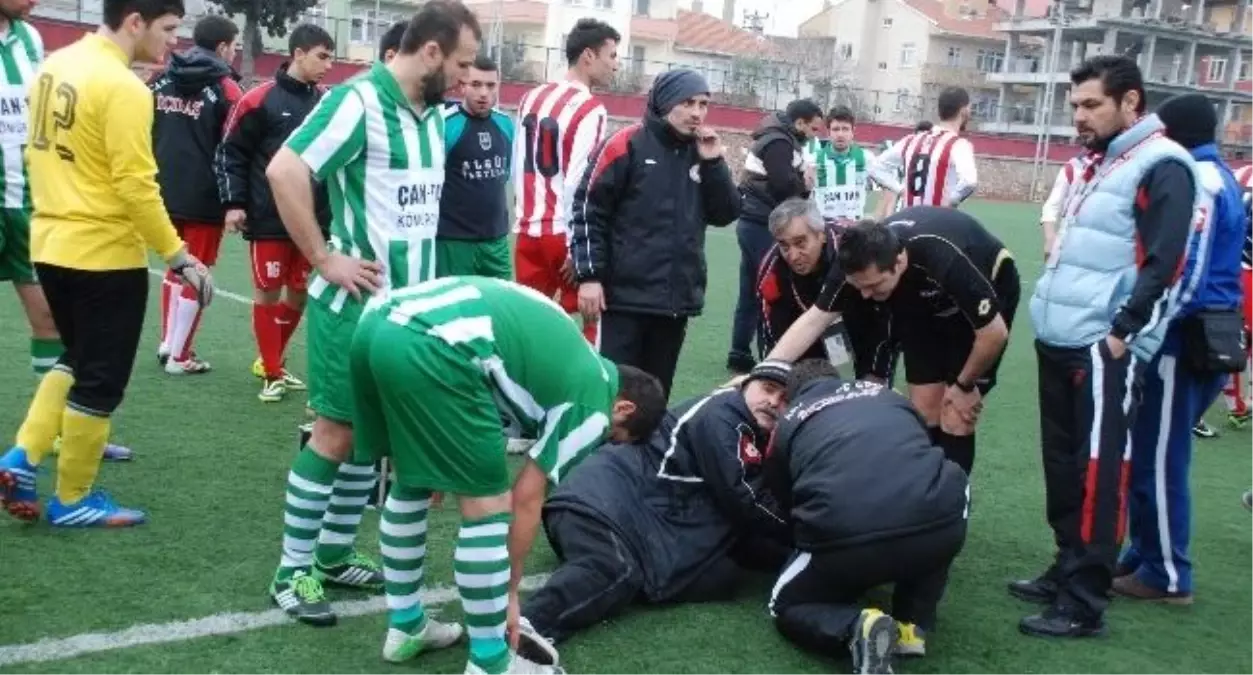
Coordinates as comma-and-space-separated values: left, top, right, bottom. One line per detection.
255, 302, 305, 378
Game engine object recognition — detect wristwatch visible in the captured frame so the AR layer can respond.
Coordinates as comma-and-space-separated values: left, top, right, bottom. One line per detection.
953, 379, 976, 393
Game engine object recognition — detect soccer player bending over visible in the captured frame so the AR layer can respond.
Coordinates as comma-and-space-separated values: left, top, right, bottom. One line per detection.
350, 276, 667, 674
262, 1, 480, 626
0, 0, 214, 527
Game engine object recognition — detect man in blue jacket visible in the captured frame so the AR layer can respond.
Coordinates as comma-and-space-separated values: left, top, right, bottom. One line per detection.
1016, 56, 1206, 639
1114, 93, 1247, 605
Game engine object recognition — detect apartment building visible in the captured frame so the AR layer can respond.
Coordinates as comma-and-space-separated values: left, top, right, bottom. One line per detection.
797, 0, 1038, 126
989, 0, 1252, 148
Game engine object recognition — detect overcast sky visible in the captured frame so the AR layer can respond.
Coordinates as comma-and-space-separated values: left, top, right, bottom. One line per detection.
715, 0, 829, 36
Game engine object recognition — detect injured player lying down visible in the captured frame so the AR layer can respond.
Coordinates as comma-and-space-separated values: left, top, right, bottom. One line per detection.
515, 360, 798, 666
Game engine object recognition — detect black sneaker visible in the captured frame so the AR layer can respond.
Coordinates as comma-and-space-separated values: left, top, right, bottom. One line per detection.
726, 352, 756, 374
314, 552, 384, 590
1019, 606, 1106, 638
1008, 575, 1059, 604
271, 571, 336, 626
1192, 420, 1217, 438
848, 608, 897, 674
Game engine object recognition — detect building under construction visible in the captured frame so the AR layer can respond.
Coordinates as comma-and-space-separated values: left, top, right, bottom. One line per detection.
987, 0, 1251, 157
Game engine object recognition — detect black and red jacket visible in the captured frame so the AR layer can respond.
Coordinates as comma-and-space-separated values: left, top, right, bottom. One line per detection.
214, 63, 330, 241
149, 46, 242, 224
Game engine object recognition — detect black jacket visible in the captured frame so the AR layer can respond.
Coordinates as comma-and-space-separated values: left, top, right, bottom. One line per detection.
150, 47, 242, 223
214, 63, 331, 240
767, 377, 969, 552
568, 112, 739, 317
544, 390, 785, 601
739, 112, 809, 222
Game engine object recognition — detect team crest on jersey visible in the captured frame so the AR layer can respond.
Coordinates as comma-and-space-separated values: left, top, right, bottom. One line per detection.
737, 423, 762, 465
689, 164, 702, 183
478, 131, 492, 151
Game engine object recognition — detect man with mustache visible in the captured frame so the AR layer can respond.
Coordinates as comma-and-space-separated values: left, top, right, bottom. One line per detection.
260, 0, 481, 627
513, 360, 794, 669
1016, 55, 1205, 638
766, 359, 970, 672
569, 68, 739, 398
757, 197, 896, 382
436, 55, 513, 279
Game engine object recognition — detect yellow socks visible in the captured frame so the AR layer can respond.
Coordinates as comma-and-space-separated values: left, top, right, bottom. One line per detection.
15, 367, 74, 465
56, 408, 111, 505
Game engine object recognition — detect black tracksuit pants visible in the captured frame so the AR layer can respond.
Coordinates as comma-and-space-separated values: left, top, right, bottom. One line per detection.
1035, 339, 1141, 619
599, 311, 688, 398
522, 511, 743, 645
768, 520, 967, 657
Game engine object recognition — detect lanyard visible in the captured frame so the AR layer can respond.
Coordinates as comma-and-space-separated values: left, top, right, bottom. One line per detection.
1061, 129, 1161, 222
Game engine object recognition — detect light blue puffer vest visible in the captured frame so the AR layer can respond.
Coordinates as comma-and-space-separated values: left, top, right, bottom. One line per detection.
1030, 114, 1204, 362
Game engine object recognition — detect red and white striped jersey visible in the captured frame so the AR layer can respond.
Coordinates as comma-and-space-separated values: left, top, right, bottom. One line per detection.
1235, 164, 1251, 269
869, 128, 978, 208
511, 79, 607, 237
1040, 152, 1099, 224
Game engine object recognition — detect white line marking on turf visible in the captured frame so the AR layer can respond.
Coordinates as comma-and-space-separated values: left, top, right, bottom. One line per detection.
148, 268, 252, 306
0, 573, 550, 667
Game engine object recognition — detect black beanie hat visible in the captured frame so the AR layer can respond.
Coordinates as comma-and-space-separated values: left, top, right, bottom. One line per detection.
1156, 93, 1217, 149
744, 359, 792, 388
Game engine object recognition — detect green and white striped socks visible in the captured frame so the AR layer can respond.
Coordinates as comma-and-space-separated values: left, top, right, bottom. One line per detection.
277, 447, 338, 581
31, 337, 63, 375
457, 513, 512, 673
381, 485, 431, 633
315, 461, 378, 565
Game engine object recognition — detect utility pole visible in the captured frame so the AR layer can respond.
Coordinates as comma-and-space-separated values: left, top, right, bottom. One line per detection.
1030, 0, 1068, 201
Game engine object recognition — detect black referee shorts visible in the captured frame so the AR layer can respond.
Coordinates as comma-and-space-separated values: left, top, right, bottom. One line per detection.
35, 263, 148, 416
901, 255, 1020, 395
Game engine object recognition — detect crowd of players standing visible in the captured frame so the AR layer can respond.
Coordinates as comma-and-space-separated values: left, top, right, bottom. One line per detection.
0, 0, 1249, 673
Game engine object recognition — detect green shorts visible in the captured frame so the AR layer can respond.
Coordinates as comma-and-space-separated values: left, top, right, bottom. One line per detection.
0, 208, 35, 284
306, 298, 362, 425
435, 236, 512, 279
350, 308, 509, 497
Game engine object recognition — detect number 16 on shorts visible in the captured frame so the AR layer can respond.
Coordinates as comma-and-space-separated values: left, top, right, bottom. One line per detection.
251, 241, 312, 293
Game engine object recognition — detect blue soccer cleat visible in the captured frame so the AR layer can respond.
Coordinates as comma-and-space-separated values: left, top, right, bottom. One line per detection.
46, 489, 146, 528
0, 447, 40, 521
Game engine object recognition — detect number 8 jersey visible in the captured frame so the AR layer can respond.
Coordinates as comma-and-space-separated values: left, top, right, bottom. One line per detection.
511, 79, 606, 238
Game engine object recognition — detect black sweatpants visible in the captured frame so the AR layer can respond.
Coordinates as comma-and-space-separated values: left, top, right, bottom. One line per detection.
769, 521, 967, 658
599, 311, 688, 398
1035, 339, 1141, 619
35, 263, 148, 415
522, 511, 743, 646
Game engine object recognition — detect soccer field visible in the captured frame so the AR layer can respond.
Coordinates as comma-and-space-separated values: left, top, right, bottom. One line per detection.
0, 198, 1249, 674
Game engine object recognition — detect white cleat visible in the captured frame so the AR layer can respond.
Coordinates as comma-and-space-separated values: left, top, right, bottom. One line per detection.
464, 652, 565, 675
516, 617, 560, 666
382, 619, 465, 663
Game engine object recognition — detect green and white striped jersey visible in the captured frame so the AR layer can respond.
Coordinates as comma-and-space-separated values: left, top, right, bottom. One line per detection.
0, 19, 42, 210
286, 61, 445, 314
802, 136, 824, 168
813, 143, 871, 222
364, 275, 620, 485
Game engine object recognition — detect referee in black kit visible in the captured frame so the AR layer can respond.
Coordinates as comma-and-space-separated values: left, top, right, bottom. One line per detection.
763, 206, 1018, 475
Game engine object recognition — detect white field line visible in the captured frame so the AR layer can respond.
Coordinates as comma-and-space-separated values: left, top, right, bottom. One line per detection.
0, 573, 550, 667
148, 268, 253, 306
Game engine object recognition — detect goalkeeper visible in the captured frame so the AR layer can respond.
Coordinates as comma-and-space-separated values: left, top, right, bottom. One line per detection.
350, 276, 667, 674
0, 0, 214, 528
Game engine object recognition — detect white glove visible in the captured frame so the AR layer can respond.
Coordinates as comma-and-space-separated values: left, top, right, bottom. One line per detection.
168, 248, 215, 309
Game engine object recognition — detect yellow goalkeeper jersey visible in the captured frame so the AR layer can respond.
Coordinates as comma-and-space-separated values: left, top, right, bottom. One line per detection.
28, 33, 182, 271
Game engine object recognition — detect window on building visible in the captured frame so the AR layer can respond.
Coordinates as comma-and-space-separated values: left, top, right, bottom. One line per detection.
882, 17, 894, 28
899, 42, 917, 68
594, 0, 614, 9
1207, 57, 1228, 82
947, 46, 962, 67
894, 88, 910, 112
634, 0, 650, 14
975, 49, 1004, 73
878, 61, 888, 70
1239, 60, 1250, 81
301, 5, 327, 27
351, 10, 371, 44
631, 44, 645, 72
839, 43, 854, 60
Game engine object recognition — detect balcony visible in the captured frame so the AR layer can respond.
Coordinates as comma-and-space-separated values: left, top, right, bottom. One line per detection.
921, 64, 996, 90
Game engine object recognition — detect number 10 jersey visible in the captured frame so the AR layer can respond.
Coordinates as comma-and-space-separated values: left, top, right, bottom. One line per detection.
511, 79, 606, 238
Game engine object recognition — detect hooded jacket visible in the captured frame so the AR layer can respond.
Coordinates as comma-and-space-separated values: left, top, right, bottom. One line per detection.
149, 46, 243, 223
214, 63, 331, 241
567, 95, 739, 317
767, 377, 969, 552
738, 111, 809, 222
